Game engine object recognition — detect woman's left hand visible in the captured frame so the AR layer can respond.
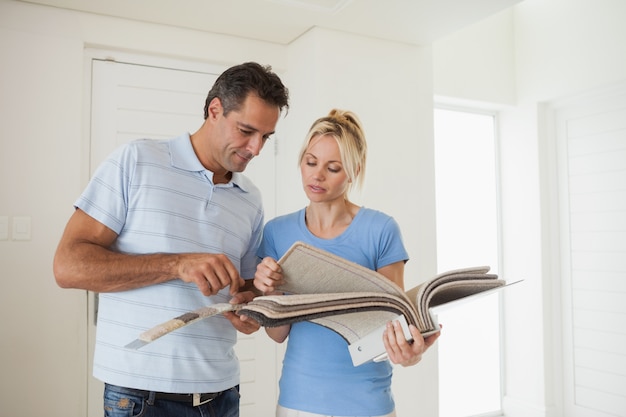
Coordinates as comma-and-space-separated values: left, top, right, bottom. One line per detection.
383, 321, 441, 367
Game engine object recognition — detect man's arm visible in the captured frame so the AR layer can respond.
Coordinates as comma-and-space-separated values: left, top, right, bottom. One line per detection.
53, 208, 243, 296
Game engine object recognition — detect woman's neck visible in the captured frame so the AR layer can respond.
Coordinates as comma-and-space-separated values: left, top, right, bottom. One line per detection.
305, 200, 359, 239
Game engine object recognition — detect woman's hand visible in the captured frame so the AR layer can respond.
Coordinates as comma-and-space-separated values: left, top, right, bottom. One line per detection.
254, 257, 285, 294
383, 321, 441, 367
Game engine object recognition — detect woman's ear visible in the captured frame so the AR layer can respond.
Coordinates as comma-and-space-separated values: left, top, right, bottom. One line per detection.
354, 164, 361, 180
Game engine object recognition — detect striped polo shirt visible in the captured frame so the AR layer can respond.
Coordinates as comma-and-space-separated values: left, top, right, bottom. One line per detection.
76, 133, 263, 393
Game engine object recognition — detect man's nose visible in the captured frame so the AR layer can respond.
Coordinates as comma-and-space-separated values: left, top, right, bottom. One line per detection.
248, 134, 264, 156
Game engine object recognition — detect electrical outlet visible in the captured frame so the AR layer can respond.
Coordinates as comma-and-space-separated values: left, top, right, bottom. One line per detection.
12, 216, 31, 241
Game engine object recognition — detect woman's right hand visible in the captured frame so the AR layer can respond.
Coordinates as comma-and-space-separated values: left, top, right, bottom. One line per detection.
254, 257, 285, 294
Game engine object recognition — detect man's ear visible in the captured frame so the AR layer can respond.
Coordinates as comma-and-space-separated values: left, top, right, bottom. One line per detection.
207, 97, 223, 120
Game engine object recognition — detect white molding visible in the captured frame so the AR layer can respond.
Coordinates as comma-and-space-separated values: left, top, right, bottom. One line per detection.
84, 48, 227, 74
502, 395, 559, 417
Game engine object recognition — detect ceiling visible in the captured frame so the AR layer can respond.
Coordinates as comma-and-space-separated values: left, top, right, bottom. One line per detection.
19, 0, 522, 45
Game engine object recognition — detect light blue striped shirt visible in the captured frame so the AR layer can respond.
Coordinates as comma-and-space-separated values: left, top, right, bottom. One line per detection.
77, 133, 263, 393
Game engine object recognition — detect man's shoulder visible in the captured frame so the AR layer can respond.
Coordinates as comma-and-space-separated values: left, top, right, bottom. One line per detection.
128, 137, 172, 151
110, 137, 171, 159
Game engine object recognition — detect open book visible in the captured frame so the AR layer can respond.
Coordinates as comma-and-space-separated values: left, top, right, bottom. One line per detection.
239, 242, 508, 365
126, 242, 510, 364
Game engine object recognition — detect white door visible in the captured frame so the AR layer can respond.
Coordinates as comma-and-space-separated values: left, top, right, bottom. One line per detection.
552, 85, 626, 417
87, 56, 279, 417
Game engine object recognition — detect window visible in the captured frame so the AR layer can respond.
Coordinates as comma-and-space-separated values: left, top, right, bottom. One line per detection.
434, 107, 502, 417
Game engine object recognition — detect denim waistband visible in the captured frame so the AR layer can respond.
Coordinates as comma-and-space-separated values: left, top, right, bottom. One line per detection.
105, 383, 226, 406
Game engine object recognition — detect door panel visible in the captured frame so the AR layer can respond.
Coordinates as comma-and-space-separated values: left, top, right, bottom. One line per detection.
553, 86, 626, 417
88, 58, 277, 417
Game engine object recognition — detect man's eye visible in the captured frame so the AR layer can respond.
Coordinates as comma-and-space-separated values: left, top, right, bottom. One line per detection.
239, 129, 253, 135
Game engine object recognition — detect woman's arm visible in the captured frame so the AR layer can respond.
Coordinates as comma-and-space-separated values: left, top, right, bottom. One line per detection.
254, 257, 292, 342
376, 260, 405, 290
377, 259, 441, 366
266, 325, 291, 343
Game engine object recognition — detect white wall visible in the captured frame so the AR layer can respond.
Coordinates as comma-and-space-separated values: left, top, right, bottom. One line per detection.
514, 0, 626, 101
434, 8, 517, 105
0, 1, 284, 416
9, 0, 623, 415
433, 1, 626, 416
282, 27, 439, 417
0, 1, 438, 416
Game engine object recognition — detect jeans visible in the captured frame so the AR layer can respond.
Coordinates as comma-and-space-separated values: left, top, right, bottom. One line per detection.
103, 383, 240, 417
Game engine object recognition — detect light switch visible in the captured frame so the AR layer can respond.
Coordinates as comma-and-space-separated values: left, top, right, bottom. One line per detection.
12, 216, 31, 241
0, 216, 8, 240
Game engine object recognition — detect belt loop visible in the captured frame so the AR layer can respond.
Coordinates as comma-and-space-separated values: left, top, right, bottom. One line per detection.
147, 391, 156, 406
193, 392, 218, 406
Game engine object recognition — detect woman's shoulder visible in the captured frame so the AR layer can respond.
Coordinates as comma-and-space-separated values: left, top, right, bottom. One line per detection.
352, 207, 403, 239
357, 207, 397, 223
265, 208, 304, 227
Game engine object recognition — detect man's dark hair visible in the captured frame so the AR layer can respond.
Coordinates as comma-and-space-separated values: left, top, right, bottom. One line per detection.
203, 62, 290, 119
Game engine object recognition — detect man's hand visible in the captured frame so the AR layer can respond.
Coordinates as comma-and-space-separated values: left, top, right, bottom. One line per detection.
224, 290, 260, 334
177, 253, 244, 296
383, 321, 441, 367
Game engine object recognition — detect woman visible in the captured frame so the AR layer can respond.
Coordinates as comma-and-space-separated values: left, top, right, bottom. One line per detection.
254, 109, 440, 417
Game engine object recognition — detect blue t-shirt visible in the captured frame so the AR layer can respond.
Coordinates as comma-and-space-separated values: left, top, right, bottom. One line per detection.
257, 207, 409, 416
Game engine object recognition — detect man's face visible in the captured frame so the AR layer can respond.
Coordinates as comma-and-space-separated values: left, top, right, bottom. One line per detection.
209, 94, 280, 174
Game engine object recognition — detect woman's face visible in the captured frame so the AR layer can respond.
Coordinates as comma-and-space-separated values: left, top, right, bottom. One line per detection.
300, 134, 350, 203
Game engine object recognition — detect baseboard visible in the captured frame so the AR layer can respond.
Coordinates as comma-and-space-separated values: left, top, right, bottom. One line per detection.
502, 396, 560, 417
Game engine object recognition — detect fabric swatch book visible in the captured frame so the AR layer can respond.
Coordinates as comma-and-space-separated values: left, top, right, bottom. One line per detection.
126, 242, 514, 365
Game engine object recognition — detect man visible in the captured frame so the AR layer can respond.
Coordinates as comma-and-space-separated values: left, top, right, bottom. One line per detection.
54, 62, 290, 417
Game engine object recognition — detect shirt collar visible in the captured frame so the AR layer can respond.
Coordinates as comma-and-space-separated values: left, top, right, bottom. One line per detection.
169, 133, 250, 191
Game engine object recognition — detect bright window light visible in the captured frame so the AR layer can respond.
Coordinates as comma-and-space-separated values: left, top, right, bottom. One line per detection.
434, 107, 502, 417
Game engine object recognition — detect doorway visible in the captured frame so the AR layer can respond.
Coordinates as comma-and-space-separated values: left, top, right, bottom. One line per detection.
86, 53, 279, 417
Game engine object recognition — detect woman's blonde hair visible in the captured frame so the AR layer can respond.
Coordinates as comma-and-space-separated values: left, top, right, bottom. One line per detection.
298, 109, 367, 196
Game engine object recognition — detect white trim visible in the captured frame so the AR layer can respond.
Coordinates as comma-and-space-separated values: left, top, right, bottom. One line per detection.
538, 101, 565, 417
434, 95, 515, 114
84, 48, 228, 75
502, 395, 559, 417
